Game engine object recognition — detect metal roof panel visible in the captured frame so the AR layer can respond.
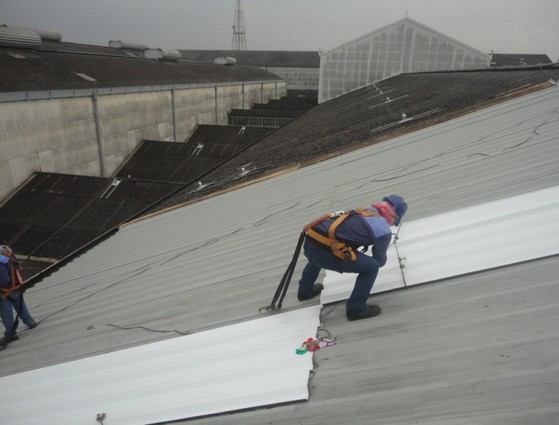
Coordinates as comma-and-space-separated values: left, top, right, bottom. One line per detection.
1, 84, 559, 424
1, 306, 321, 424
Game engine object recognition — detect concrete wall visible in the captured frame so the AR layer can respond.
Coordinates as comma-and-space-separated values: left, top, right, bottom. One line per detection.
0, 80, 286, 202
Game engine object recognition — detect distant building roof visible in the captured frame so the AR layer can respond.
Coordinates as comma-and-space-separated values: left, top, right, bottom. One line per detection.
116, 126, 273, 183
490, 53, 553, 67
319, 17, 491, 102
0, 41, 282, 93
179, 49, 320, 68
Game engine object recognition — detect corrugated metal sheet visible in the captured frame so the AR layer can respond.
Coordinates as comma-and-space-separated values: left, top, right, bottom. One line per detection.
0, 26, 41, 48
185, 256, 559, 425
322, 185, 559, 304
1, 86, 558, 424
0, 306, 321, 425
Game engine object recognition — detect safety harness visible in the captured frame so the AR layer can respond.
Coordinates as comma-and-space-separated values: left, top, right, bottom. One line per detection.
304, 208, 379, 262
260, 208, 380, 311
0, 246, 25, 300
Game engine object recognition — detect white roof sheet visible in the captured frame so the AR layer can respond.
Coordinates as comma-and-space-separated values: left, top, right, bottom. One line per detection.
322, 185, 559, 303
0, 306, 321, 425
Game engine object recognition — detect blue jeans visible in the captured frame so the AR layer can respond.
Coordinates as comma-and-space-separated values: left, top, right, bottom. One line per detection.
1, 292, 35, 338
298, 240, 380, 313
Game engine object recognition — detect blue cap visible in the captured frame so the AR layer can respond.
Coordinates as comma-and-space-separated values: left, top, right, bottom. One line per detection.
383, 195, 407, 226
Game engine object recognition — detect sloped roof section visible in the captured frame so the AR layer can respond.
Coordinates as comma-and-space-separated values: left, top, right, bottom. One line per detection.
116, 126, 273, 183
1, 83, 559, 425
0, 173, 182, 259
0, 42, 282, 93
156, 66, 559, 211
490, 53, 553, 67
1, 306, 321, 425
322, 186, 559, 303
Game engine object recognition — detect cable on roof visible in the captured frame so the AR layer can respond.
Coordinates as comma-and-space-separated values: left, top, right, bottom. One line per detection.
392, 217, 407, 287
106, 323, 188, 336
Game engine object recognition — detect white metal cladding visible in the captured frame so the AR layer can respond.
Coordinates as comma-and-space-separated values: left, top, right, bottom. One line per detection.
0, 305, 321, 425
321, 185, 559, 305
319, 17, 490, 102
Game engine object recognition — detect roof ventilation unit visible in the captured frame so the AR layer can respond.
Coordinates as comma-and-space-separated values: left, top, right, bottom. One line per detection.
0, 25, 41, 48
144, 48, 181, 61
214, 56, 237, 66
28, 27, 62, 42
108, 40, 148, 50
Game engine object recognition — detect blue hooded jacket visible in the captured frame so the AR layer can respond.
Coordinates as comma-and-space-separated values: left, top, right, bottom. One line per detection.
0, 252, 11, 288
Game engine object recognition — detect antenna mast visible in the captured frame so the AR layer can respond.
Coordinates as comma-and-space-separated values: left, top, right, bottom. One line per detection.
232, 0, 247, 50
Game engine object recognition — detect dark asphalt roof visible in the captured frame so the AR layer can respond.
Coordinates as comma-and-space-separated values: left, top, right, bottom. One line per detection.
1, 125, 273, 262
228, 108, 305, 118
0, 87, 310, 267
179, 49, 320, 68
116, 125, 273, 183
0, 41, 282, 92
154, 65, 559, 211
0, 173, 182, 260
490, 53, 553, 67
252, 96, 317, 110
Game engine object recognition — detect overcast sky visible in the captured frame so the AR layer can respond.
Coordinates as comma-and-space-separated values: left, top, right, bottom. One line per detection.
2, 0, 558, 61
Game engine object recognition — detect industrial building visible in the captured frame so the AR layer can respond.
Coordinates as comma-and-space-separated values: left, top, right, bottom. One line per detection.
1, 16, 559, 425
0, 26, 286, 201
319, 17, 491, 102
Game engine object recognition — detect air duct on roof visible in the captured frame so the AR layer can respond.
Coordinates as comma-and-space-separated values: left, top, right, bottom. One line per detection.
25, 28, 61, 41
144, 48, 181, 61
108, 40, 148, 50
214, 56, 237, 66
2, 25, 62, 42
0, 25, 42, 48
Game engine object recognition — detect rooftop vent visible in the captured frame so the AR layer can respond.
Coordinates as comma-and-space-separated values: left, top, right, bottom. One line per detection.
108, 40, 148, 51
0, 25, 41, 49
144, 48, 181, 61
214, 56, 237, 66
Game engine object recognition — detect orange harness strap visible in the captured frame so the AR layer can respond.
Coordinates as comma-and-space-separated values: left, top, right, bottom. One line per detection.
1, 248, 25, 300
304, 209, 379, 262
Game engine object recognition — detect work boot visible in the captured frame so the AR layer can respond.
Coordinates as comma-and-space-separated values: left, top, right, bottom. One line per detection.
297, 283, 324, 301
0, 334, 17, 350
27, 321, 38, 329
346, 304, 381, 321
